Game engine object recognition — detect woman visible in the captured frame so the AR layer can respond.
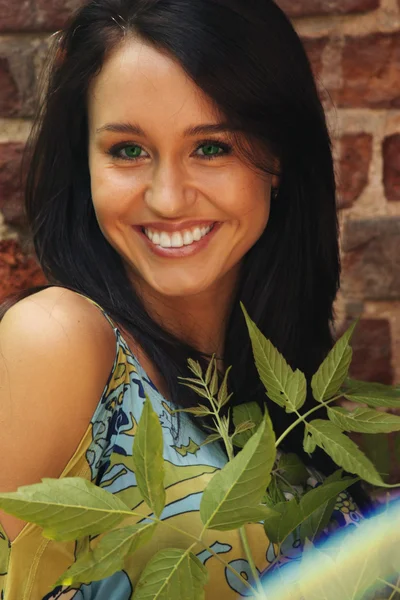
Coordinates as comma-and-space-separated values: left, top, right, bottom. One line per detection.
0, 0, 368, 598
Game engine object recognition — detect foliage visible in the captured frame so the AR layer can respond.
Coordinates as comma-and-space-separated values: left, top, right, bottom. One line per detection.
0, 306, 399, 598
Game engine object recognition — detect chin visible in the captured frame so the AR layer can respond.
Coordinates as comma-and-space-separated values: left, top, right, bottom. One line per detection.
149, 278, 214, 298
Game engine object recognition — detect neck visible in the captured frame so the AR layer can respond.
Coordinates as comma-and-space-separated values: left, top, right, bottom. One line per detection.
134, 267, 240, 358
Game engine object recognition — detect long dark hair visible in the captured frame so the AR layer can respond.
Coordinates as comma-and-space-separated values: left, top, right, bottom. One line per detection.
1, 0, 370, 509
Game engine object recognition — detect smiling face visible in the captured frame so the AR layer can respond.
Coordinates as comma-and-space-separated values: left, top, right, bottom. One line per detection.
88, 38, 277, 301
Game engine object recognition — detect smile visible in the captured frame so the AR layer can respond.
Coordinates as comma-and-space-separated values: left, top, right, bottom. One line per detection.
142, 224, 215, 248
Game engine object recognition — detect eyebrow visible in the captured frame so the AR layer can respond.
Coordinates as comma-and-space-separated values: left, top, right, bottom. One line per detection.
95, 122, 234, 137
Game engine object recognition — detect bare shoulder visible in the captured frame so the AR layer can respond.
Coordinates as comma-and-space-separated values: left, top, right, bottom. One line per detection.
0, 285, 117, 422
1, 285, 115, 345
0, 286, 117, 542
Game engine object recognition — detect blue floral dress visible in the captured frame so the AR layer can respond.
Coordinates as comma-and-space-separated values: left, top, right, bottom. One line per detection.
0, 294, 362, 599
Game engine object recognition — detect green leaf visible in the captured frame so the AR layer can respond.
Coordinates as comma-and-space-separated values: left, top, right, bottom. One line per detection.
311, 321, 358, 402
334, 537, 382, 600
133, 548, 208, 600
217, 366, 232, 409
360, 433, 391, 481
187, 359, 202, 378
263, 472, 356, 545
0, 522, 10, 573
200, 413, 277, 530
394, 432, 400, 463
241, 304, 307, 413
179, 383, 210, 400
178, 377, 204, 385
299, 470, 346, 542
299, 543, 354, 600
201, 434, 222, 447
306, 419, 386, 486
56, 523, 157, 585
133, 396, 166, 518
75, 536, 91, 560
0, 478, 130, 541
173, 405, 211, 417
341, 379, 400, 409
263, 475, 287, 508
277, 453, 310, 486
204, 356, 215, 386
209, 364, 219, 397
232, 401, 263, 448
328, 406, 400, 434
303, 427, 317, 455
299, 496, 338, 544
234, 421, 255, 435
263, 496, 299, 545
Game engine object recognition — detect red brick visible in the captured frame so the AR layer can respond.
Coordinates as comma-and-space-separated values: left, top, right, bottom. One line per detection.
276, 0, 379, 18
0, 38, 45, 118
0, 143, 26, 226
0, 0, 82, 32
0, 0, 380, 31
333, 33, 400, 109
302, 37, 329, 81
347, 319, 394, 385
0, 239, 46, 302
337, 134, 373, 209
0, 56, 21, 117
0, 0, 35, 32
383, 134, 400, 202
34, 0, 84, 31
341, 217, 400, 301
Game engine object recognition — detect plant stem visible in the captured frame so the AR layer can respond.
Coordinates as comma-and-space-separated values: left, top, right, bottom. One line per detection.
201, 542, 255, 592
274, 471, 301, 498
264, 547, 283, 575
275, 396, 341, 448
377, 578, 400, 595
73, 505, 254, 594
162, 521, 254, 592
204, 376, 264, 597
388, 577, 400, 600
97, 370, 256, 596
239, 527, 263, 596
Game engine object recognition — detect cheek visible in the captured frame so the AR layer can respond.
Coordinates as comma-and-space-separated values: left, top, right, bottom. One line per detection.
90, 183, 122, 243
224, 177, 271, 223
91, 170, 138, 226
89, 148, 144, 207
236, 181, 271, 246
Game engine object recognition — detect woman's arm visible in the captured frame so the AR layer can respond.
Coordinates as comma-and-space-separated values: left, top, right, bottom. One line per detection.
0, 287, 116, 542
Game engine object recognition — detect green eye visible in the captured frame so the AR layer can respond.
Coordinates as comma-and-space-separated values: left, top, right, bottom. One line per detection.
123, 145, 143, 158
200, 144, 222, 157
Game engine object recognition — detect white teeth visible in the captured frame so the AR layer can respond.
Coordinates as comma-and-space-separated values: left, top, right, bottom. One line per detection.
192, 227, 202, 241
144, 224, 214, 248
159, 232, 171, 248
183, 230, 194, 245
171, 232, 184, 248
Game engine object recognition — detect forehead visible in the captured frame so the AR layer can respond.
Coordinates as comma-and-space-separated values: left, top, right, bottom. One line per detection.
87, 38, 220, 132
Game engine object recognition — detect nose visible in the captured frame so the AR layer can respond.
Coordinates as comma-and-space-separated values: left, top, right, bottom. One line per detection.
144, 159, 196, 217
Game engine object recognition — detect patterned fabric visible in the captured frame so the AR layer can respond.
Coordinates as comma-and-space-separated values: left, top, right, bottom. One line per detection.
0, 294, 363, 599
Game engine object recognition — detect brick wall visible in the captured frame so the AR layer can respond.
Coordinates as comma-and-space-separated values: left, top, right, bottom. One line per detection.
0, 1, 399, 388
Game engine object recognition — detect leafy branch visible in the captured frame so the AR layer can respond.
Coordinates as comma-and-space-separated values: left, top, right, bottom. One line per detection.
0, 305, 399, 599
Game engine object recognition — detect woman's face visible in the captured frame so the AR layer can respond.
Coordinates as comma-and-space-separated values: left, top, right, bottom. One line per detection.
88, 39, 278, 299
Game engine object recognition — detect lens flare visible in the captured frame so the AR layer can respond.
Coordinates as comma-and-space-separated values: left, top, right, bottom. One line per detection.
258, 500, 400, 600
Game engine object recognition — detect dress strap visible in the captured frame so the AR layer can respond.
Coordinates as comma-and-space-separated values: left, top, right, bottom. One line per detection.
74, 292, 120, 333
